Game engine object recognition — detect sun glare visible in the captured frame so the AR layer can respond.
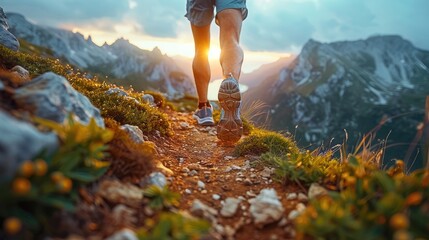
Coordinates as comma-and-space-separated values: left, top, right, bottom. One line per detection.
208, 47, 221, 60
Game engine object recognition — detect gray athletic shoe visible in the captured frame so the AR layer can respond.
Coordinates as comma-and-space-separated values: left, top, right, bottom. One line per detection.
193, 106, 215, 126
217, 74, 242, 142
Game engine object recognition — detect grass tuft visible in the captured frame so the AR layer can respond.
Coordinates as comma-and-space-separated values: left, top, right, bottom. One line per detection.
234, 129, 299, 157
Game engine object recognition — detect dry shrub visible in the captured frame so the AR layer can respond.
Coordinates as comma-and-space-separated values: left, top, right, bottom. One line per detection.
105, 118, 155, 182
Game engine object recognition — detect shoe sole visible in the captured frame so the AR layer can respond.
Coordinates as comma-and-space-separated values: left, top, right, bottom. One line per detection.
217, 78, 243, 142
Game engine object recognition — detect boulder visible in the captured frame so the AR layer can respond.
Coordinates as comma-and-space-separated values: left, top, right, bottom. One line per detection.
106, 88, 128, 97
14, 72, 104, 127
308, 183, 328, 199
0, 110, 58, 182
141, 172, 167, 188
120, 124, 144, 143
0, 7, 19, 51
142, 94, 155, 106
11, 65, 29, 80
97, 179, 144, 208
249, 188, 284, 227
220, 197, 241, 218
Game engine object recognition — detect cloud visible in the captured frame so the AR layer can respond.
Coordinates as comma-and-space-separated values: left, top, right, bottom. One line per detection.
2, 0, 429, 52
127, 0, 185, 38
242, 1, 315, 51
2, 0, 129, 25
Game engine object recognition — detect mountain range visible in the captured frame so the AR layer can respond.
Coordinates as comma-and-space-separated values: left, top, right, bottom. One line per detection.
5, 12, 195, 99
5, 11, 429, 165
246, 35, 429, 166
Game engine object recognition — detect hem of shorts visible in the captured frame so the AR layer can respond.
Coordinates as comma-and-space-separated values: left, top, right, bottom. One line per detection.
215, 6, 248, 25
184, 13, 214, 27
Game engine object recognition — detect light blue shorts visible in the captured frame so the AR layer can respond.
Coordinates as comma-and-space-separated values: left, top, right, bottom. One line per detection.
185, 0, 248, 26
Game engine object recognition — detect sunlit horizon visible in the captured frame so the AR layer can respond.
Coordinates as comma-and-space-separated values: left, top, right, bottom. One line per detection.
69, 25, 292, 74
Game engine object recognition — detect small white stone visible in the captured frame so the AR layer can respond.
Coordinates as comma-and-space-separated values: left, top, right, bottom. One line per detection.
296, 203, 306, 213
238, 196, 246, 201
288, 210, 300, 220
232, 165, 242, 170
298, 193, 308, 202
179, 122, 190, 129
308, 183, 328, 199
278, 217, 288, 227
185, 189, 192, 194
212, 194, 221, 200
106, 229, 138, 240
246, 190, 257, 197
197, 180, 205, 189
286, 193, 297, 200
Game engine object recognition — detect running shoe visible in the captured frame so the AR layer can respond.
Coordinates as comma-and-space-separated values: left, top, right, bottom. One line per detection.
217, 74, 242, 142
193, 106, 215, 126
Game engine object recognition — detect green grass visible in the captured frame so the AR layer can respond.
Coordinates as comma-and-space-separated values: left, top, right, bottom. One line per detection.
234, 129, 299, 157
0, 45, 172, 136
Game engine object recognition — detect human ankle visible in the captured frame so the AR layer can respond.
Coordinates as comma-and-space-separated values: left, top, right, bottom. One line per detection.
198, 101, 211, 109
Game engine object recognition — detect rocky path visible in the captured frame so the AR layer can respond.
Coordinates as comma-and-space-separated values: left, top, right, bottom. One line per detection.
156, 111, 309, 240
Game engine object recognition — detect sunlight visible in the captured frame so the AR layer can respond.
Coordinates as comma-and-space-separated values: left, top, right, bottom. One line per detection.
208, 46, 221, 60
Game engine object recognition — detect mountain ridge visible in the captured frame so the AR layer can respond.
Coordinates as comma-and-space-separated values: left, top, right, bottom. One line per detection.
248, 35, 429, 165
5, 12, 196, 99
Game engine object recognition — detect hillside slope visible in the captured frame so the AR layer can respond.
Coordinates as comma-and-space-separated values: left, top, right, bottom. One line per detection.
248, 36, 429, 165
6, 12, 195, 98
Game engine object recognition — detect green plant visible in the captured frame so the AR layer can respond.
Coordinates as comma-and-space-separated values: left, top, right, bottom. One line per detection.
143, 185, 180, 210
138, 185, 210, 240
0, 45, 172, 136
0, 45, 71, 78
137, 212, 210, 240
0, 115, 112, 236
68, 75, 172, 136
263, 150, 342, 186
295, 158, 429, 240
234, 129, 299, 157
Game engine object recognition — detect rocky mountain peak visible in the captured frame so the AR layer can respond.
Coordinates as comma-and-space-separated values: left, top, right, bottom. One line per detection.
5, 13, 195, 98
248, 36, 429, 162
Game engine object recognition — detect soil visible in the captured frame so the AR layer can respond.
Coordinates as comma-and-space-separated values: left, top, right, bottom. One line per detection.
155, 111, 306, 240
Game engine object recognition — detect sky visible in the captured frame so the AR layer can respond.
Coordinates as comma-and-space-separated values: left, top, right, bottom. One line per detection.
2, 0, 429, 73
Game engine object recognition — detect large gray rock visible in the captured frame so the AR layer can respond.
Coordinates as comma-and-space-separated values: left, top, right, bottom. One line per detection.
0, 7, 19, 51
190, 199, 218, 222
249, 188, 284, 227
120, 124, 144, 143
106, 88, 128, 97
220, 197, 241, 218
141, 172, 167, 188
11, 65, 30, 80
0, 110, 58, 182
14, 72, 104, 127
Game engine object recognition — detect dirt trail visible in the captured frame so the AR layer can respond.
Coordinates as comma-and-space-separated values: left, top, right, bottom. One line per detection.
156, 111, 304, 240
